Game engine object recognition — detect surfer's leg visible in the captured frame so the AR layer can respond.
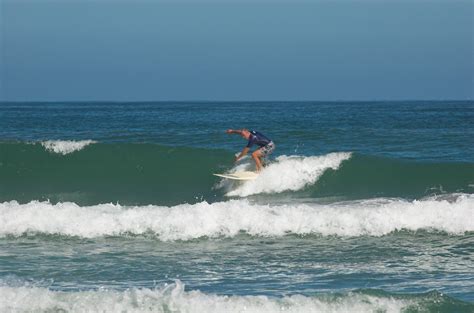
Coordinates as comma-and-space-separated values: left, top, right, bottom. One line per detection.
260, 142, 275, 167
251, 149, 263, 172
253, 142, 275, 171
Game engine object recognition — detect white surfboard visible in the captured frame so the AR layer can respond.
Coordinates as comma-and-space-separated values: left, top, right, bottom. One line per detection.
213, 171, 258, 181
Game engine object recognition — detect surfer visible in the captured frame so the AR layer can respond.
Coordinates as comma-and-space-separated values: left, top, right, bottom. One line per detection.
226, 129, 275, 172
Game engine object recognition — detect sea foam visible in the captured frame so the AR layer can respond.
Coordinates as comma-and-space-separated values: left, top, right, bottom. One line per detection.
222, 152, 351, 196
0, 280, 412, 313
0, 194, 472, 240
41, 140, 96, 155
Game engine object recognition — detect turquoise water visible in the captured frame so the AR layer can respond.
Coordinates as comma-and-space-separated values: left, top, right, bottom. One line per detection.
0, 101, 473, 312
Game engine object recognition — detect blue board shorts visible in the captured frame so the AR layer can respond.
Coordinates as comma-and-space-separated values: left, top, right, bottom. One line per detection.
260, 141, 275, 157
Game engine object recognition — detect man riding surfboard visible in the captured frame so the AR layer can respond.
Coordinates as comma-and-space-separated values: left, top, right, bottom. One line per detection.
226, 129, 275, 172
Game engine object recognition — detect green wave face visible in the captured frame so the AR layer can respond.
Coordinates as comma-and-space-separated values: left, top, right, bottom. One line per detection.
1, 142, 473, 205
0, 142, 230, 205
312, 153, 474, 200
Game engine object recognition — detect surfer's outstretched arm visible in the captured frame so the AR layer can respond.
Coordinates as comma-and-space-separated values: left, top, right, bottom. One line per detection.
235, 147, 249, 162
226, 129, 242, 135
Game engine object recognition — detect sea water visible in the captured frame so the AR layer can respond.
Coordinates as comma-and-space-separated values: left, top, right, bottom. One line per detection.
0, 101, 473, 312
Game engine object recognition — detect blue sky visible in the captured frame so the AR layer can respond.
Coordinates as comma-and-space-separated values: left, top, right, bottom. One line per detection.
1, 0, 473, 101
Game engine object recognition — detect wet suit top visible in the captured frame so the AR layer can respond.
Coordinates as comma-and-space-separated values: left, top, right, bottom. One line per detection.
246, 130, 272, 148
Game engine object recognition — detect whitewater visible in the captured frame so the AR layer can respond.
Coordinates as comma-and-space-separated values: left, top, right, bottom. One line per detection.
1, 194, 472, 240
0, 280, 421, 313
222, 152, 352, 196
40, 140, 96, 155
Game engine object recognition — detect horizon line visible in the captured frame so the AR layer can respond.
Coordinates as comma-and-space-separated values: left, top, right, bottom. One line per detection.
1, 99, 473, 103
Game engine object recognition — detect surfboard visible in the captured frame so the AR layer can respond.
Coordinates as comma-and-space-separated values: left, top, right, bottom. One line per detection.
213, 171, 258, 181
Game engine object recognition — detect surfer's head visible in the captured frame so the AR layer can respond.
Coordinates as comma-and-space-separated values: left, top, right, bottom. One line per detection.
240, 129, 251, 139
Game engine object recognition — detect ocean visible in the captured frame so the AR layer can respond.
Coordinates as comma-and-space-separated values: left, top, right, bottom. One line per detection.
0, 101, 473, 312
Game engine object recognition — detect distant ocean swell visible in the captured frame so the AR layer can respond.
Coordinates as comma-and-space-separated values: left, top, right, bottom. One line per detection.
1, 141, 473, 205
1, 280, 473, 313
1, 194, 472, 240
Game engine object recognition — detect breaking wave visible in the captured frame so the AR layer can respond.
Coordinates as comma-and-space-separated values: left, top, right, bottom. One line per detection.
222, 153, 352, 197
1, 141, 473, 205
41, 140, 96, 154
1, 279, 472, 313
1, 194, 472, 240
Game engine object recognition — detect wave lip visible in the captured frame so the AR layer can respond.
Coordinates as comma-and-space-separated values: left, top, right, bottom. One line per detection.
2, 280, 472, 313
41, 140, 96, 155
1, 194, 472, 240
225, 152, 352, 197
0, 280, 418, 313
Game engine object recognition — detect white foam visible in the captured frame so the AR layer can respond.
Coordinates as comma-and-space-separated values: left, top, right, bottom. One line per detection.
41, 140, 96, 155
223, 153, 352, 197
0, 195, 472, 240
0, 280, 411, 313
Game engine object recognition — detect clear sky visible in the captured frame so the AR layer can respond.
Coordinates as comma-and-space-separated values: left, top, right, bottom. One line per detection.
1, 0, 473, 101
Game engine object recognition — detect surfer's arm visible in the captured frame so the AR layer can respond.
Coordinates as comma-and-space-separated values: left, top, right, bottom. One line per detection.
226, 129, 242, 135
235, 147, 249, 162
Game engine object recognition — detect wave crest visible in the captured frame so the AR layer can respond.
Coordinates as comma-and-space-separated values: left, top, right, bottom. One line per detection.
222, 152, 352, 196
1, 194, 472, 240
0, 279, 415, 313
41, 140, 96, 154
3, 279, 471, 313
